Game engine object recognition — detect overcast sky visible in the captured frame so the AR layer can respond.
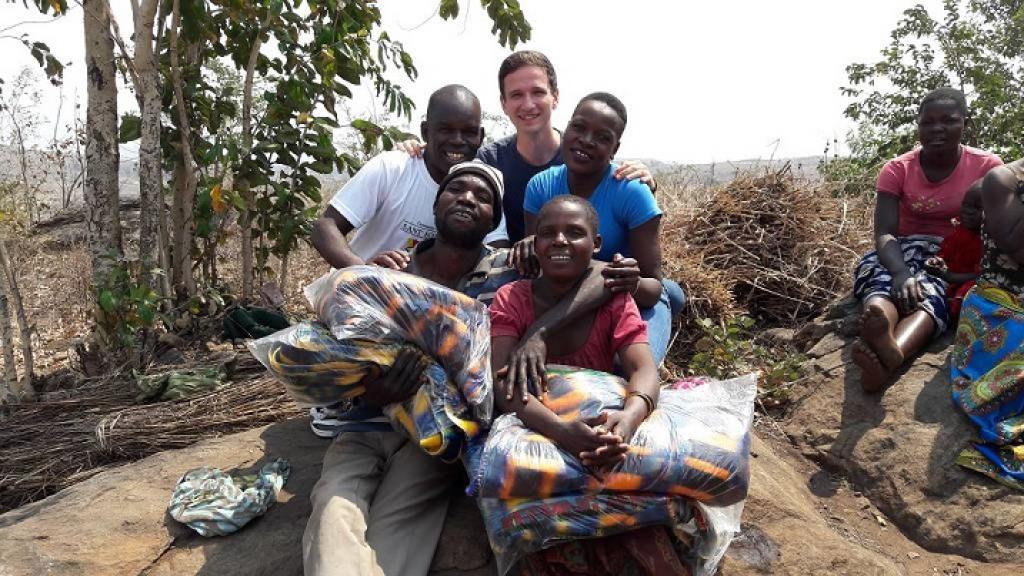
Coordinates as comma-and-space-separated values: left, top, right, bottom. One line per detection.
0, 0, 943, 164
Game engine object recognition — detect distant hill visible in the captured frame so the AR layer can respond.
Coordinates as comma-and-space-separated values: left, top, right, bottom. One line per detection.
626, 155, 822, 188
0, 143, 823, 216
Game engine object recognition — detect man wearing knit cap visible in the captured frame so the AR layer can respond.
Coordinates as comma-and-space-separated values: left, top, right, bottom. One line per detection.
304, 160, 516, 576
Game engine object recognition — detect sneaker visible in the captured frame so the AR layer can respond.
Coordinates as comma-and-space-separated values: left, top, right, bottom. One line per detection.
309, 401, 390, 438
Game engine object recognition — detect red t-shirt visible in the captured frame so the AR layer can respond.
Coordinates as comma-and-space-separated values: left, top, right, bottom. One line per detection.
937, 224, 983, 276
489, 280, 648, 373
877, 146, 1002, 238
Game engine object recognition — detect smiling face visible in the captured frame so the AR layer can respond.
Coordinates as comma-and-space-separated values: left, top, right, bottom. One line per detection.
534, 199, 601, 283
917, 99, 965, 154
500, 65, 559, 136
434, 174, 496, 248
562, 99, 623, 177
421, 98, 484, 183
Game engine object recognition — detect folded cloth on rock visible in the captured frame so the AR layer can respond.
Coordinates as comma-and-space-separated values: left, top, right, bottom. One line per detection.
304, 266, 493, 422
250, 322, 480, 462
951, 285, 1024, 489
479, 492, 742, 576
168, 459, 290, 537
467, 366, 755, 505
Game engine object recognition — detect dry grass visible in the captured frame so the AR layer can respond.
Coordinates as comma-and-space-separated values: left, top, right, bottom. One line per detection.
0, 356, 302, 512
662, 165, 872, 326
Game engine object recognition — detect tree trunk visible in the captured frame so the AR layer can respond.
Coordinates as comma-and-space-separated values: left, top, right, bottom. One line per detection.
0, 241, 33, 394
132, 0, 164, 289
238, 21, 267, 303
278, 251, 289, 297
168, 0, 198, 298
83, 0, 123, 283
0, 279, 18, 402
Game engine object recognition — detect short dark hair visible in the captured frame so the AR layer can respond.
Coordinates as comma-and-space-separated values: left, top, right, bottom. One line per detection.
577, 92, 627, 136
537, 195, 600, 236
919, 87, 968, 117
498, 51, 558, 98
426, 84, 479, 120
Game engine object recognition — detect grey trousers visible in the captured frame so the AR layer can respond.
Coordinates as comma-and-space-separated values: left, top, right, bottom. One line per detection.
303, 430, 458, 576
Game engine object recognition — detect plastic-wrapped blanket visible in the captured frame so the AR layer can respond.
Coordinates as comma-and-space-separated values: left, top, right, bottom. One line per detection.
248, 266, 494, 461
249, 322, 477, 461
465, 367, 755, 574
468, 366, 755, 505
477, 484, 744, 575
304, 266, 493, 422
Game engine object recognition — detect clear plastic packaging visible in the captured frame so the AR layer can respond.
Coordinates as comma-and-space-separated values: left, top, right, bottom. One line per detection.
304, 266, 493, 422
467, 367, 755, 575
469, 366, 755, 505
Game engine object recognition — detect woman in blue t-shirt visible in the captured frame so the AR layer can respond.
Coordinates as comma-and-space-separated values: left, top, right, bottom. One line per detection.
517, 92, 684, 364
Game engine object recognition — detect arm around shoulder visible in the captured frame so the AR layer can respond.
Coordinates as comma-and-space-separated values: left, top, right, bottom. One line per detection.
311, 206, 363, 269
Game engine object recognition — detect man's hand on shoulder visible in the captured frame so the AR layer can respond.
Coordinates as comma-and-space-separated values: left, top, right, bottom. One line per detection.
368, 250, 411, 270
397, 139, 424, 158
613, 160, 658, 193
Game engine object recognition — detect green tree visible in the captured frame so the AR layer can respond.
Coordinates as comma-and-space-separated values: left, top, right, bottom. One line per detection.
842, 0, 1024, 167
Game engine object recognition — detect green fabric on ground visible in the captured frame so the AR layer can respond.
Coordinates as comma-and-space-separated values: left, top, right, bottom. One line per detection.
223, 307, 290, 340
135, 365, 226, 403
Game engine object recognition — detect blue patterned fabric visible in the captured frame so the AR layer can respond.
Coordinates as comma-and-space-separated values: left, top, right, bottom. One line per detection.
853, 234, 950, 333
950, 285, 1024, 489
168, 459, 290, 537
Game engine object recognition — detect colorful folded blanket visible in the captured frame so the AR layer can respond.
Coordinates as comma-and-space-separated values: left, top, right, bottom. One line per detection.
250, 322, 478, 461
468, 366, 755, 506
304, 266, 493, 422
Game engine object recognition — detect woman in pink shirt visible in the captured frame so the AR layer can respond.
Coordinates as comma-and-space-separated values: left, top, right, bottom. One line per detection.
852, 87, 1002, 392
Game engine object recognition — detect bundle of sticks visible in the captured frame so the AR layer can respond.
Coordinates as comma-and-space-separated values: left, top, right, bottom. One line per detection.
663, 166, 871, 326
0, 370, 302, 512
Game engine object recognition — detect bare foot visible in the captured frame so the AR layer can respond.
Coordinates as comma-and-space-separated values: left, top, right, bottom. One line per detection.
858, 305, 904, 371
851, 339, 891, 393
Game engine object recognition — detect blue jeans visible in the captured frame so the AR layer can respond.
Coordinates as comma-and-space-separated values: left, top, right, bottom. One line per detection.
640, 279, 686, 366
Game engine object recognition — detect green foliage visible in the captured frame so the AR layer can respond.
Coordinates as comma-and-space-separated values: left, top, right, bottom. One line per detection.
93, 257, 164, 350
843, 0, 1024, 165
689, 316, 805, 407
818, 136, 883, 197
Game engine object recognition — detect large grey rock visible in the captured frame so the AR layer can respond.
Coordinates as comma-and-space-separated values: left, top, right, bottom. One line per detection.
786, 311, 1024, 565
0, 418, 494, 576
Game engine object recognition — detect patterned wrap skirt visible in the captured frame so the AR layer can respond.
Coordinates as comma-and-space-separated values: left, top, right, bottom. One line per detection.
852, 235, 950, 334
950, 284, 1024, 491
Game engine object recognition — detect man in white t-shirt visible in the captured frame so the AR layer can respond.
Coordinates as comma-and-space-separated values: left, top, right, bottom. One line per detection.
311, 85, 507, 266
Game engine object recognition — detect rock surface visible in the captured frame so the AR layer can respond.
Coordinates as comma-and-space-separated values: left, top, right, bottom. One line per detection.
782, 299, 1024, 568
4, 310, 1024, 576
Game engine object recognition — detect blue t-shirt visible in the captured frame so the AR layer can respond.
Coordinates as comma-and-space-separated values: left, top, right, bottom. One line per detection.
477, 134, 563, 244
524, 164, 662, 262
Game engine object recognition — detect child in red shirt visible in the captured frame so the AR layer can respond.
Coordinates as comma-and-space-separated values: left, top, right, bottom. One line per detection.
488, 195, 684, 575
925, 180, 984, 321
489, 195, 660, 460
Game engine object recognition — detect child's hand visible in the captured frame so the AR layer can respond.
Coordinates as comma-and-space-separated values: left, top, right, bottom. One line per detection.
551, 414, 622, 466
923, 257, 948, 280
601, 407, 645, 445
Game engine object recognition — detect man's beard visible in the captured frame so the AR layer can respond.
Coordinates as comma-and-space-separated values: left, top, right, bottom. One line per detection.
438, 219, 489, 249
